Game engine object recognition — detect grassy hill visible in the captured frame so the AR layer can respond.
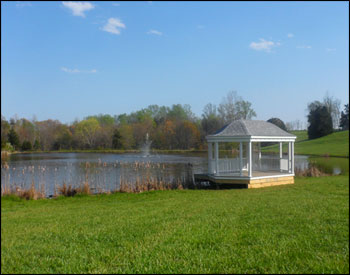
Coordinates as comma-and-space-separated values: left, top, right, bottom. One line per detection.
290, 130, 309, 143
262, 130, 349, 157
1, 176, 349, 274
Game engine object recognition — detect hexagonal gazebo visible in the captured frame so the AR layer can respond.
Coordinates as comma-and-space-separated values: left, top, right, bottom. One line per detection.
194, 119, 297, 188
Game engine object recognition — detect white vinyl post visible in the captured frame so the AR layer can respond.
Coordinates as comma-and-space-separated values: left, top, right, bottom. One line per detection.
245, 142, 249, 171
239, 142, 243, 176
208, 142, 212, 174
248, 141, 252, 178
279, 142, 283, 172
258, 142, 261, 170
215, 142, 219, 175
291, 142, 294, 174
288, 142, 291, 173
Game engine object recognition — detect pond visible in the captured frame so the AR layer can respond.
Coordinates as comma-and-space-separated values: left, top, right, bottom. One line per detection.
1, 152, 348, 196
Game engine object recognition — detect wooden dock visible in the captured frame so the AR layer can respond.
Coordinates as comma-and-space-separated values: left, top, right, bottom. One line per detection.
194, 172, 294, 189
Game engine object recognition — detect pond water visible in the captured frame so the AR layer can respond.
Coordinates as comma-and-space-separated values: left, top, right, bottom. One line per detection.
1, 152, 348, 196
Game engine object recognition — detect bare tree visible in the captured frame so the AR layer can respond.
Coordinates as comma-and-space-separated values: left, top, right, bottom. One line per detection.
323, 92, 341, 129
217, 91, 256, 124
286, 119, 304, 131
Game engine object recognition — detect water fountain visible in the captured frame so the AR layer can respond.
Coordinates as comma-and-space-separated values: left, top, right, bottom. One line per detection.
141, 133, 152, 157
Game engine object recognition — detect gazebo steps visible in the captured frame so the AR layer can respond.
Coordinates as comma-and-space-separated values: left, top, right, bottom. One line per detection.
194, 173, 294, 189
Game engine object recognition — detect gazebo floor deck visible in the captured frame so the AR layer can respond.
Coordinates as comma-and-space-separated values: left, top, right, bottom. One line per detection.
194, 170, 294, 189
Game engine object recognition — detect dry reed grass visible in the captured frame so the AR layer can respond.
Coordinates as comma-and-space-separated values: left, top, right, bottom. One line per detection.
295, 165, 329, 177
55, 182, 91, 197
119, 175, 185, 193
1, 151, 9, 160
1, 181, 45, 200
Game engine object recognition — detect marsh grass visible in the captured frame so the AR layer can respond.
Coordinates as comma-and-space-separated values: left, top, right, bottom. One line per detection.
55, 181, 91, 197
1, 181, 45, 200
294, 165, 329, 177
119, 175, 185, 193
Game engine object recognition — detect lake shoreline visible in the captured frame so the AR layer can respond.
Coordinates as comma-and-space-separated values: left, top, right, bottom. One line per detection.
3, 149, 349, 159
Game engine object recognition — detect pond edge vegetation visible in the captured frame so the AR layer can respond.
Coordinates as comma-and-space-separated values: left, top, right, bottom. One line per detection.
1, 164, 334, 201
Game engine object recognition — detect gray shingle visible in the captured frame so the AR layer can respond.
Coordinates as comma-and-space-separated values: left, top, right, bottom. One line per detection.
211, 119, 296, 137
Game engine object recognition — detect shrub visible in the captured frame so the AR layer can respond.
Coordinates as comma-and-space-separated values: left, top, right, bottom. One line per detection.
21, 140, 32, 151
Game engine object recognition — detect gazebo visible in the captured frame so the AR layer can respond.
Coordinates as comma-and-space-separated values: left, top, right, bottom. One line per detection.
194, 119, 297, 188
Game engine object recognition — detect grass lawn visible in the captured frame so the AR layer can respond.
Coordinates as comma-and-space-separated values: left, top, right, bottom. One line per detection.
290, 130, 309, 143
262, 130, 349, 157
1, 176, 349, 274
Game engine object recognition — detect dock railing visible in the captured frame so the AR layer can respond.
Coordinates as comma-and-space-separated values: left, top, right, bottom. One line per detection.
209, 155, 291, 175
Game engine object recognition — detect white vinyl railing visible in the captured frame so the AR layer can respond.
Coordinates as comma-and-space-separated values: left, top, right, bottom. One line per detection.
209, 157, 247, 174
209, 155, 291, 174
253, 155, 290, 172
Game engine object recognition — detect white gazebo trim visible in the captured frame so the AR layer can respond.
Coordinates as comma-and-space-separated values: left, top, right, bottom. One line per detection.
206, 136, 296, 142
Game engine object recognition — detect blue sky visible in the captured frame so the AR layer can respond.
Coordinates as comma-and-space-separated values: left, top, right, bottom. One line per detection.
1, 1, 349, 126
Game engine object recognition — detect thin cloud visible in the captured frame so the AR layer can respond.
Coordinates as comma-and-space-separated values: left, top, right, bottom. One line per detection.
249, 39, 281, 52
101, 18, 126, 35
147, 29, 162, 36
62, 1, 94, 17
197, 25, 205, 29
112, 2, 120, 6
16, 1, 32, 7
326, 48, 336, 52
296, 45, 312, 49
61, 67, 97, 73
287, 33, 294, 38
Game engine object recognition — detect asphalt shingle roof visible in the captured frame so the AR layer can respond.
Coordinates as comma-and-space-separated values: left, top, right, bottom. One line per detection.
211, 119, 296, 137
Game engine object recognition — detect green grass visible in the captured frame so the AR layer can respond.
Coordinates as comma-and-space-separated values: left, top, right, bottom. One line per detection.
1, 176, 349, 274
290, 130, 309, 143
263, 130, 349, 157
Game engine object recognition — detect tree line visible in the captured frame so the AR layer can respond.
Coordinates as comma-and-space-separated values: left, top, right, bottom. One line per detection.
1, 92, 257, 151
1, 91, 348, 152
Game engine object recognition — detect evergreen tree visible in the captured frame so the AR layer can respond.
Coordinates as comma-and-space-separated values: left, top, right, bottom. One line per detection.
307, 105, 333, 139
33, 139, 41, 150
339, 104, 349, 130
7, 128, 20, 150
267, 118, 287, 131
112, 128, 123, 149
21, 140, 32, 151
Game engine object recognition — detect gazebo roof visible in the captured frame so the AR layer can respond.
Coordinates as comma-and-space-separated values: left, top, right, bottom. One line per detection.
207, 119, 296, 141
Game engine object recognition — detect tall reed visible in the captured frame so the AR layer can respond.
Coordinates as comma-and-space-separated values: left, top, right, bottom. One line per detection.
1, 181, 45, 200
295, 165, 329, 177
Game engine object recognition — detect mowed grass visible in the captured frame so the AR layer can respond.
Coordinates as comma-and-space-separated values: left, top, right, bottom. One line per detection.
294, 131, 349, 157
290, 130, 309, 143
263, 130, 349, 157
1, 176, 349, 274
